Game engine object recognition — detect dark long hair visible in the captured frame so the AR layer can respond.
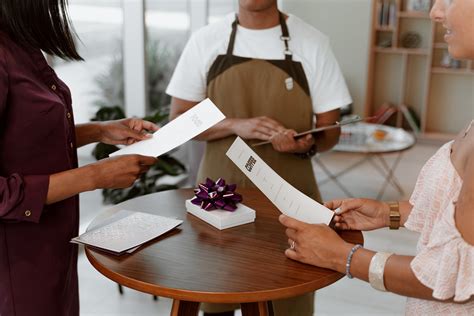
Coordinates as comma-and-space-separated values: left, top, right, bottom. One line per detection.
0, 0, 82, 60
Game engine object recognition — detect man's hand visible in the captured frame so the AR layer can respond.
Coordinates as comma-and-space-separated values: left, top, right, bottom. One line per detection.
270, 130, 315, 154
231, 116, 285, 141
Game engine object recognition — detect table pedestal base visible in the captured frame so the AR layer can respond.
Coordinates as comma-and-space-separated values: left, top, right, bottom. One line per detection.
170, 300, 269, 316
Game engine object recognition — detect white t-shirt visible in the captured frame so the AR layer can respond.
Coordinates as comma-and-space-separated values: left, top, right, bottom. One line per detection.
166, 13, 352, 114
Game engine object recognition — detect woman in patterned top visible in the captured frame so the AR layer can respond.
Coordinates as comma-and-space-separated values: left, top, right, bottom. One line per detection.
279, 0, 473, 314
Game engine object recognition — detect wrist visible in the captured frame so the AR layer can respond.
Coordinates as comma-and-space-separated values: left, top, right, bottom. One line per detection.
227, 118, 240, 136
94, 122, 105, 143
333, 242, 354, 273
381, 202, 391, 228
82, 164, 100, 191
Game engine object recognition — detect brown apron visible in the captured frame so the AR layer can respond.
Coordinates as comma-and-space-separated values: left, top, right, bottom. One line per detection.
199, 13, 318, 316
198, 13, 321, 202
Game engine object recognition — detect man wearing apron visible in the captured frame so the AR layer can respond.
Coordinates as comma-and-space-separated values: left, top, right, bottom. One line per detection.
167, 1, 352, 315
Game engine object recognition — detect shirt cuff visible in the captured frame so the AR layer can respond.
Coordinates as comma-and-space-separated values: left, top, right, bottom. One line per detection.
14, 175, 50, 223
314, 97, 353, 114
165, 87, 206, 103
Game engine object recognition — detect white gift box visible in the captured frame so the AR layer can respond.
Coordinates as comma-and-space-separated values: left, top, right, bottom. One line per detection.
185, 199, 256, 230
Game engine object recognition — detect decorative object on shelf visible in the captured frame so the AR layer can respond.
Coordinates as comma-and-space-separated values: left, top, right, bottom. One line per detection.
441, 50, 462, 68
401, 32, 422, 49
405, 0, 431, 12
191, 178, 243, 211
377, 38, 393, 48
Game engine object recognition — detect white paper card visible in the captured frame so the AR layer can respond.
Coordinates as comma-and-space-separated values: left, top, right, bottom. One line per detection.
71, 211, 183, 254
226, 137, 334, 225
110, 98, 225, 157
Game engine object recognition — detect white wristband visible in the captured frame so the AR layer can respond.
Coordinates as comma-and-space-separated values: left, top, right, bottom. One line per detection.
368, 252, 393, 292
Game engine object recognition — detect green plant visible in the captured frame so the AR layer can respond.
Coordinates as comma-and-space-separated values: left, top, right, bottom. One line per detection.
91, 40, 186, 204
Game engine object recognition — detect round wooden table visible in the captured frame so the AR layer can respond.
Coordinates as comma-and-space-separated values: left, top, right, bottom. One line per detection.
85, 189, 363, 316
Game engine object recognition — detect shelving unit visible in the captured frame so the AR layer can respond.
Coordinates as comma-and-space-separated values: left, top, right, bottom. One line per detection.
365, 0, 474, 141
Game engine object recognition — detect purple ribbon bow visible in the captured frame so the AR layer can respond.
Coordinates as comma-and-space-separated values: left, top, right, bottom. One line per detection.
191, 178, 243, 211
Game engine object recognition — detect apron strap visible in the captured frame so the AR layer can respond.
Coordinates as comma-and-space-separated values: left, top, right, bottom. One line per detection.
226, 12, 293, 61
279, 12, 293, 61
226, 16, 239, 56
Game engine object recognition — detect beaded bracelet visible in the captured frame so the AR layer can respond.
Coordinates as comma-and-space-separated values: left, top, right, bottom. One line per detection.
345, 244, 363, 279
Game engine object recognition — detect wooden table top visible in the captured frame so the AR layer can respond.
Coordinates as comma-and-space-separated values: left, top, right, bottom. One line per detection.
85, 189, 363, 304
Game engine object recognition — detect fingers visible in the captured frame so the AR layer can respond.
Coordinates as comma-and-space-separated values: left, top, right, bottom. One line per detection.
279, 214, 305, 230
123, 119, 157, 143
259, 117, 286, 132
136, 155, 158, 166
253, 126, 277, 139
333, 220, 350, 230
270, 130, 314, 153
129, 118, 159, 133
338, 199, 366, 214
284, 248, 300, 261
139, 120, 159, 132
294, 134, 315, 152
325, 199, 361, 215
285, 228, 298, 241
324, 199, 344, 210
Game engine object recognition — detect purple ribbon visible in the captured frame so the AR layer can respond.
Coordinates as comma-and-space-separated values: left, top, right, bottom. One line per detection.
191, 178, 243, 212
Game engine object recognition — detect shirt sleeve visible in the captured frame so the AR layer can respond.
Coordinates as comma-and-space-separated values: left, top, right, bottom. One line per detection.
0, 49, 50, 224
166, 33, 208, 102
311, 38, 352, 114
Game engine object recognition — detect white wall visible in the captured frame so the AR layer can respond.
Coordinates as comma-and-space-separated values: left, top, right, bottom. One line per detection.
281, 0, 372, 116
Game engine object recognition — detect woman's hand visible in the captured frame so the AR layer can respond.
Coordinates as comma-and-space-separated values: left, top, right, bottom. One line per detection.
279, 214, 352, 272
231, 117, 286, 141
325, 198, 390, 231
270, 130, 315, 154
99, 118, 159, 145
46, 155, 158, 204
91, 155, 158, 189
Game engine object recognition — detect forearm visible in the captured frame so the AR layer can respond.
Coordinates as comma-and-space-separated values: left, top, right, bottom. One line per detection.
338, 246, 437, 301
398, 201, 413, 227
75, 123, 102, 147
194, 118, 237, 141
314, 109, 341, 152
314, 128, 341, 152
46, 165, 96, 204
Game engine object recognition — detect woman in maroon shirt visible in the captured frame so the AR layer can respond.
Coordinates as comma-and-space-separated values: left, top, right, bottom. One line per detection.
0, 1, 158, 315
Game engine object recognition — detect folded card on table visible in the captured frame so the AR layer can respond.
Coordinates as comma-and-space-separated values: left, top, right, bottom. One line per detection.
226, 137, 334, 225
110, 98, 225, 157
71, 210, 183, 255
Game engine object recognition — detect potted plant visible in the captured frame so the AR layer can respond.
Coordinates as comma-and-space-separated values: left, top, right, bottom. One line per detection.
91, 40, 186, 204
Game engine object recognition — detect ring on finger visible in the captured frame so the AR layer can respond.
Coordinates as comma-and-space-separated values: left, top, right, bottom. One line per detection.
290, 239, 296, 250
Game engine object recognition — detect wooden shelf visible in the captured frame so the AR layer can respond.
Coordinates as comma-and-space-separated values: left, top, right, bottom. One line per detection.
433, 42, 448, 49
366, 0, 472, 141
398, 11, 430, 19
432, 67, 474, 75
376, 26, 395, 31
374, 47, 429, 55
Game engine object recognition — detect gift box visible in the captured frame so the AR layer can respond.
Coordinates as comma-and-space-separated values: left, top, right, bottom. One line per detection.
185, 199, 256, 230
185, 178, 255, 230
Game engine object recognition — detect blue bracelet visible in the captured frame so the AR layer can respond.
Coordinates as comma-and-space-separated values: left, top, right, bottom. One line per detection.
345, 244, 363, 279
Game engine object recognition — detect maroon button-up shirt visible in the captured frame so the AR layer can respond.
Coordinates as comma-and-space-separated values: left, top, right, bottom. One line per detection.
0, 31, 79, 316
